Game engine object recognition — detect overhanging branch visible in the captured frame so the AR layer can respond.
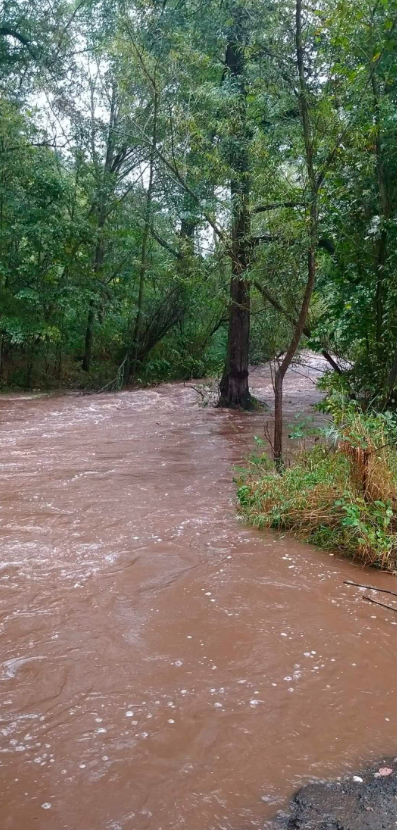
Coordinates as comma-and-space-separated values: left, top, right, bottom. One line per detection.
253, 279, 342, 374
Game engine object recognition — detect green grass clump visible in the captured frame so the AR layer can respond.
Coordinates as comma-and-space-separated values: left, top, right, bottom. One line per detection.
237, 402, 397, 572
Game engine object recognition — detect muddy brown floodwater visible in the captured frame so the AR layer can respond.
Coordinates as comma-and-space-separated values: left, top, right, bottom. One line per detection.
0, 358, 396, 830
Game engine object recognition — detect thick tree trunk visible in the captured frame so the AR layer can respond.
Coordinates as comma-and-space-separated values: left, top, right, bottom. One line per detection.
219, 8, 252, 409
219, 276, 251, 407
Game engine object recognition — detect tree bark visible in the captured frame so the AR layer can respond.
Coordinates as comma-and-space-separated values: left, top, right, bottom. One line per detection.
219, 8, 252, 409
219, 274, 251, 407
273, 370, 283, 464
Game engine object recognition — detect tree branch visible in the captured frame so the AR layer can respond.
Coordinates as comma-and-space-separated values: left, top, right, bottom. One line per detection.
0, 26, 30, 46
252, 201, 303, 214
149, 226, 182, 260
253, 279, 342, 374
153, 143, 226, 241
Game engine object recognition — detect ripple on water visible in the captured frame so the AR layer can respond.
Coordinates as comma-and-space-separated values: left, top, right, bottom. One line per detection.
0, 364, 396, 830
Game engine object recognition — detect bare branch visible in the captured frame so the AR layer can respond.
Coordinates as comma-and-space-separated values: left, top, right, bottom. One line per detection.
344, 580, 397, 598
363, 595, 397, 613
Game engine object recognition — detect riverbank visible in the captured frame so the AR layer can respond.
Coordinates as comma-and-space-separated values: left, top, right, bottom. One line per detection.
274, 757, 397, 829
237, 366, 397, 572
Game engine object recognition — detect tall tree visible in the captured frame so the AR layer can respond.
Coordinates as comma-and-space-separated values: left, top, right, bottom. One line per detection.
218, 3, 252, 408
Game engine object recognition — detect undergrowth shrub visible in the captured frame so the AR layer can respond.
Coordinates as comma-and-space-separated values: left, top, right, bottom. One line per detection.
236, 394, 397, 571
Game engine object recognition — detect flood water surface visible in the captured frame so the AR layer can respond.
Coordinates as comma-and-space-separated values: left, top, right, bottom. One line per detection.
0, 364, 396, 829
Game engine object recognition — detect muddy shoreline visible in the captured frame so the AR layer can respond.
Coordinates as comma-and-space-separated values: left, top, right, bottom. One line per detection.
274, 758, 397, 829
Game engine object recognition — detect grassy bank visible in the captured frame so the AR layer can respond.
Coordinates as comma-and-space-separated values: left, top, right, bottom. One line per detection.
236, 397, 397, 572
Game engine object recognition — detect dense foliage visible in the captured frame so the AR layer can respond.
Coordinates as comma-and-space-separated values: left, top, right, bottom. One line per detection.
0, 0, 397, 402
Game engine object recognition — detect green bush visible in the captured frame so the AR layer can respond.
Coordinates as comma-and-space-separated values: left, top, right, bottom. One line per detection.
236, 398, 397, 572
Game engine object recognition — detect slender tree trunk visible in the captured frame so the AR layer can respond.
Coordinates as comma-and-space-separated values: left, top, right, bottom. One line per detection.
82, 229, 106, 372
82, 85, 119, 373
371, 71, 389, 352
386, 348, 397, 395
129, 223, 150, 381
26, 348, 34, 389
273, 371, 283, 463
219, 9, 252, 409
82, 301, 95, 371
375, 229, 387, 347
1, 339, 10, 384
175, 216, 195, 329
56, 343, 63, 382
129, 90, 159, 382
273, 0, 318, 469
273, 236, 317, 468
